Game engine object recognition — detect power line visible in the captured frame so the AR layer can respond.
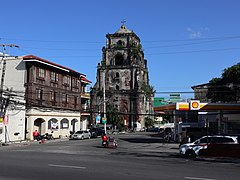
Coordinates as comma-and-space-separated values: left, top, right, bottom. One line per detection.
145, 47, 240, 55
0, 37, 103, 44
2, 38, 238, 58
18, 37, 235, 51
144, 38, 236, 49
17, 46, 240, 58
20, 46, 99, 51
23, 46, 240, 59
8, 83, 240, 94
13, 36, 240, 51
143, 35, 240, 43
2, 35, 240, 44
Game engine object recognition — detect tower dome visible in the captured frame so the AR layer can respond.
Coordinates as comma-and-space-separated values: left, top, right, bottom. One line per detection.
115, 24, 133, 34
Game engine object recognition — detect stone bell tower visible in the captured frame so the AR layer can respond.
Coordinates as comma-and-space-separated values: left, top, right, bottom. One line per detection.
91, 22, 154, 131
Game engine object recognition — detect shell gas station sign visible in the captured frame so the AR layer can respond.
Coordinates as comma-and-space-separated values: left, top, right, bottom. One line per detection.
176, 101, 207, 111
190, 100, 200, 110
176, 102, 189, 110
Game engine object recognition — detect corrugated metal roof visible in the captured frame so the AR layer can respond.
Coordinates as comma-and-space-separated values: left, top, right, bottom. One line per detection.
80, 76, 91, 84
23, 55, 84, 76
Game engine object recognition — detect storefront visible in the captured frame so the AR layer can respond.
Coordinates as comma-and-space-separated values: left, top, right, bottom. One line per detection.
154, 101, 240, 142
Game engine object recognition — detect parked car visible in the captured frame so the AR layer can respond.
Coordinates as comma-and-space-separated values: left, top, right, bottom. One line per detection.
179, 135, 238, 158
88, 129, 98, 138
70, 130, 91, 140
90, 127, 104, 137
146, 127, 160, 132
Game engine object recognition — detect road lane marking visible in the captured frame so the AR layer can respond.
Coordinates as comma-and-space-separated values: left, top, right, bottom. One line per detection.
48, 164, 86, 169
185, 177, 216, 180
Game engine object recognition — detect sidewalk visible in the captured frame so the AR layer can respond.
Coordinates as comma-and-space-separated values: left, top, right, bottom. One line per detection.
1, 141, 30, 147
196, 156, 240, 164
0, 137, 69, 147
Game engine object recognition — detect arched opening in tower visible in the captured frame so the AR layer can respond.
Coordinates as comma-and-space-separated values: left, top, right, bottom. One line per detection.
115, 54, 124, 66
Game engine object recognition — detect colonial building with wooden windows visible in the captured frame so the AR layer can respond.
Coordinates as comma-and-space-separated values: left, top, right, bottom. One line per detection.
0, 54, 91, 142
23, 55, 91, 140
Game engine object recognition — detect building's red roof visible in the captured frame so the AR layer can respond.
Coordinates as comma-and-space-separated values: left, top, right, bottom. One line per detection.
23, 55, 83, 76
81, 76, 92, 84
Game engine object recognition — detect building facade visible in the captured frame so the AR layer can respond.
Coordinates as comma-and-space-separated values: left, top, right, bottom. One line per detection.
0, 55, 91, 142
80, 76, 91, 129
23, 55, 91, 140
191, 83, 210, 102
0, 56, 26, 142
91, 24, 154, 131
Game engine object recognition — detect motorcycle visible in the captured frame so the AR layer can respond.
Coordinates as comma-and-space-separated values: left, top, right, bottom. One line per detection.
102, 137, 117, 148
36, 133, 54, 142
42, 133, 54, 140
108, 137, 117, 148
102, 140, 108, 147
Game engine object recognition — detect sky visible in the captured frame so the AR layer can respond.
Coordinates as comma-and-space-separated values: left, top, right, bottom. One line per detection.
1, 0, 240, 100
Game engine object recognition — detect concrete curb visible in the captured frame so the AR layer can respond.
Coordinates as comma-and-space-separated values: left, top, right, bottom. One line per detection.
196, 156, 240, 164
0, 138, 70, 147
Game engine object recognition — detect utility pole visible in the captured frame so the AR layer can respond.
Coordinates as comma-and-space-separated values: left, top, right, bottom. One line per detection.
103, 69, 107, 134
3, 91, 10, 143
0, 44, 19, 143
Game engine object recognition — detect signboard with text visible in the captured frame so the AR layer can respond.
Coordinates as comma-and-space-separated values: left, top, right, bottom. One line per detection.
96, 115, 101, 124
102, 117, 107, 124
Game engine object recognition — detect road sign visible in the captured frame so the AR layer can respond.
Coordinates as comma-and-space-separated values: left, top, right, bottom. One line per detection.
102, 117, 107, 124
96, 115, 101, 124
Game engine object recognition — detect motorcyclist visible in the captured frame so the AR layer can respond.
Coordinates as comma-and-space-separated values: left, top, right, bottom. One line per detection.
102, 133, 108, 147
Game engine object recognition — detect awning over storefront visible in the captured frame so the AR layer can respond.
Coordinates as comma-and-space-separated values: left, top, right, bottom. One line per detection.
154, 103, 240, 112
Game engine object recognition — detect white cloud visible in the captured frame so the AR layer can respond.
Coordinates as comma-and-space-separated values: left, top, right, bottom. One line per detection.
186, 27, 202, 39
186, 27, 209, 39
201, 27, 209, 31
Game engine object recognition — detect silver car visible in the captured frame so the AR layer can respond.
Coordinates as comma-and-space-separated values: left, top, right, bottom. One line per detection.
71, 130, 91, 140
179, 135, 238, 158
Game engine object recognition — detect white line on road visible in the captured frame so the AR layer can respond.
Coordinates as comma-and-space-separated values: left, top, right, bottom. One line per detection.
48, 164, 86, 169
185, 177, 216, 180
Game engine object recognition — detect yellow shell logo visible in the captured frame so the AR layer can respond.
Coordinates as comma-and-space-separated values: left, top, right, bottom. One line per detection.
192, 102, 199, 108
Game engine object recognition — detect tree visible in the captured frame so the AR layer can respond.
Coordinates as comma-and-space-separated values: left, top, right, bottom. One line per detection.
207, 63, 240, 103
141, 82, 155, 100
106, 104, 123, 130
144, 117, 155, 128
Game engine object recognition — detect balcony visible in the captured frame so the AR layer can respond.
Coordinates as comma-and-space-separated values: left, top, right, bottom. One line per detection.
81, 92, 90, 99
81, 104, 90, 116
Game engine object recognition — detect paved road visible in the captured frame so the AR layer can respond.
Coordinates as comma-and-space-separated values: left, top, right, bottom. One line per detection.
0, 133, 239, 180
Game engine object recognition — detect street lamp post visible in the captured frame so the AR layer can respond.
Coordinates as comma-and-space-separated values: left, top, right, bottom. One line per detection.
102, 69, 107, 134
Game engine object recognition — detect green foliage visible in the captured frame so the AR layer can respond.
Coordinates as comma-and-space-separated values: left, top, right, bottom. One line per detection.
130, 43, 142, 57
207, 63, 240, 102
106, 104, 123, 127
113, 44, 123, 49
144, 117, 155, 128
141, 82, 155, 99
222, 63, 240, 84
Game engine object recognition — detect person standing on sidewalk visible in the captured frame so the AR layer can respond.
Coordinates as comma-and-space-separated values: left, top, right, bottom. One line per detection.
33, 130, 39, 141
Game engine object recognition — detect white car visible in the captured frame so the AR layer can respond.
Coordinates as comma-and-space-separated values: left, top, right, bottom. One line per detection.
179, 135, 238, 158
71, 130, 91, 140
